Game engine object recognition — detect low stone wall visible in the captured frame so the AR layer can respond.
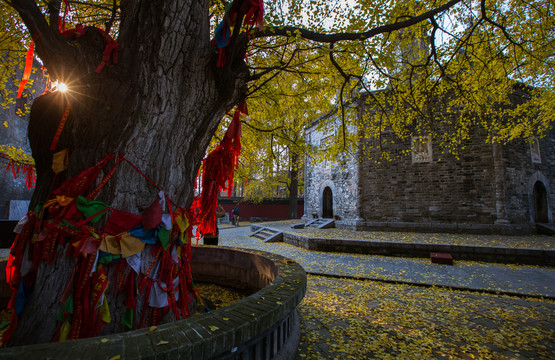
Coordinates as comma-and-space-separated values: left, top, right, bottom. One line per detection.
0, 247, 307, 359
284, 233, 555, 266
337, 220, 535, 235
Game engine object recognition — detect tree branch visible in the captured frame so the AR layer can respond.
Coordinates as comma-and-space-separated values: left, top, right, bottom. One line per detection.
247, 46, 303, 95
221, 0, 249, 71
47, 0, 61, 32
480, 0, 521, 47
9, 0, 54, 39
241, 119, 284, 133
9, 0, 71, 78
105, 0, 119, 34
328, 44, 352, 151
338, 79, 348, 151
328, 44, 350, 81
255, 0, 463, 44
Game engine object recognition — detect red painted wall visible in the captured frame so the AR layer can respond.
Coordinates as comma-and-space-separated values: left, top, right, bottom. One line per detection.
220, 201, 304, 220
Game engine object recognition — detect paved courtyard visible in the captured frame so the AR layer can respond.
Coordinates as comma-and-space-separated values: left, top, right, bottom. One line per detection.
1, 221, 553, 359
217, 222, 555, 359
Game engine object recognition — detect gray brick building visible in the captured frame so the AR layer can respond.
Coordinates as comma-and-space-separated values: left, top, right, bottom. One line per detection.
0, 63, 46, 219
304, 91, 554, 235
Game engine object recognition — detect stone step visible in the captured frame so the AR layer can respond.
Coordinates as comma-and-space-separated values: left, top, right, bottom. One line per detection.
263, 231, 283, 243
250, 229, 275, 237
305, 218, 335, 229
249, 227, 283, 243
537, 223, 555, 235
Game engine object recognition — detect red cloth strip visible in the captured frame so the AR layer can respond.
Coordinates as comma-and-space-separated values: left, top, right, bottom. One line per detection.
17, 41, 34, 99
24, 164, 36, 189
121, 155, 177, 208
192, 100, 246, 240
122, 156, 162, 191
86, 155, 122, 200
57, 0, 71, 32
49, 101, 71, 151
7, 160, 16, 179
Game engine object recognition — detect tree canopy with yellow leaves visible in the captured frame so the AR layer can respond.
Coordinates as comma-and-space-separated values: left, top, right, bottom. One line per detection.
228, 0, 553, 205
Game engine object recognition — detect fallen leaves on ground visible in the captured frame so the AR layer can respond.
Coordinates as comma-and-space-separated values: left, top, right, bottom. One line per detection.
299, 275, 555, 359
253, 220, 555, 250
194, 282, 249, 311
222, 225, 553, 297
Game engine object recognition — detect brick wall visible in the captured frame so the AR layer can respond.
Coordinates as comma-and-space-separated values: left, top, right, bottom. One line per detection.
502, 129, 555, 224
219, 199, 304, 220
359, 127, 500, 224
304, 91, 554, 233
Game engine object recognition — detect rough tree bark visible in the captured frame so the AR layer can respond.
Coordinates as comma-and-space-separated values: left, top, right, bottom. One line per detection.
9, 0, 249, 345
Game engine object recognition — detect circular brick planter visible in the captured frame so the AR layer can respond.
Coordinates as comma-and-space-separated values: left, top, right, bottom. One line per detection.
0, 247, 307, 359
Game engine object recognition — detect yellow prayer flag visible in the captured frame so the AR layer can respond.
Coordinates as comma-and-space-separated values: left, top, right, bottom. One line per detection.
100, 297, 111, 324
119, 233, 145, 258
59, 320, 71, 342
52, 148, 70, 174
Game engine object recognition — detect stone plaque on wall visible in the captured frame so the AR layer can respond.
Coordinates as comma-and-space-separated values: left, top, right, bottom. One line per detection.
411, 136, 432, 163
530, 138, 541, 163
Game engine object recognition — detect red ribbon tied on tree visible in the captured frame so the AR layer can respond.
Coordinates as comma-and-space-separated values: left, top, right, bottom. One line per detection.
191, 100, 248, 241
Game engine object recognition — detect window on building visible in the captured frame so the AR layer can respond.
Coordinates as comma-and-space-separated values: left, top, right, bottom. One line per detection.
530, 138, 541, 164
411, 136, 432, 163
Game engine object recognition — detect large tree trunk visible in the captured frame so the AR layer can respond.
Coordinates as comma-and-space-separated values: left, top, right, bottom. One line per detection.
9, 0, 249, 345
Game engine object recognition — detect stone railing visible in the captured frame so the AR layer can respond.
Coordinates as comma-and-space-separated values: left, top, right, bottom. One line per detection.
0, 247, 307, 359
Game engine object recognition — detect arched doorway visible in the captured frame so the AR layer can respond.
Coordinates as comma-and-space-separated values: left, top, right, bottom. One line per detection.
322, 186, 333, 218
533, 181, 548, 223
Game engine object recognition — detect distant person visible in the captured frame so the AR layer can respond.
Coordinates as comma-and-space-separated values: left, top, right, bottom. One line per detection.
232, 204, 240, 226
204, 203, 226, 245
